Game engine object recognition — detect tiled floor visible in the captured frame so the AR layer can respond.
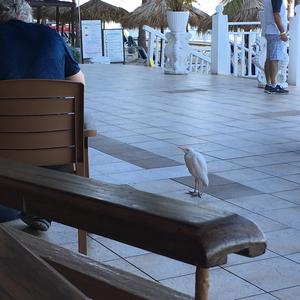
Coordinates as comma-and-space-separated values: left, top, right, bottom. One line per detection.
8, 64, 300, 299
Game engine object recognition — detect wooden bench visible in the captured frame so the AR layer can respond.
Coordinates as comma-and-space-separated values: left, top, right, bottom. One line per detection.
1, 225, 192, 300
0, 158, 266, 300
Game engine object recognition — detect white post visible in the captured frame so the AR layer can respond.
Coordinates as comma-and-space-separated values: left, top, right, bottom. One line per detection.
288, 5, 300, 86
211, 5, 230, 75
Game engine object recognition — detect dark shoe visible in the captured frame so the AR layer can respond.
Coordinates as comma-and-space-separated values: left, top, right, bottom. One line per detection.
20, 213, 51, 231
264, 84, 276, 94
275, 85, 289, 94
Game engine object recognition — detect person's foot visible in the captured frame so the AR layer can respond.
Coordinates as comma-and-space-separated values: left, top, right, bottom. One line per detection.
275, 85, 289, 94
264, 84, 276, 94
20, 213, 51, 231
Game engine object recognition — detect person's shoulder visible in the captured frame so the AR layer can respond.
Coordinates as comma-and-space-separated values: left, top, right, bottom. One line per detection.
27, 22, 57, 34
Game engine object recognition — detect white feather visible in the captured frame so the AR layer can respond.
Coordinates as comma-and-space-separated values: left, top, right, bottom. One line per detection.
183, 148, 209, 187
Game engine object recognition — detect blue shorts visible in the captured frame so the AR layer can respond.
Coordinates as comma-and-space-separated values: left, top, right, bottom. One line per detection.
265, 34, 286, 61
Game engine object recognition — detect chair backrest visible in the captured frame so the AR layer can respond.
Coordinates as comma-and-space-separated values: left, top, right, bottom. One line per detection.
0, 80, 84, 168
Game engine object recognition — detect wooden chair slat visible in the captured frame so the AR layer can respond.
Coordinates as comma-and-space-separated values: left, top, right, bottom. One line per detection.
0, 98, 74, 115
0, 131, 74, 149
0, 79, 83, 97
0, 115, 74, 132
0, 148, 75, 166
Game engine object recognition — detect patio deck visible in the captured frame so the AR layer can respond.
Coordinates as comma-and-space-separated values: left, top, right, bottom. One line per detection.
8, 64, 300, 299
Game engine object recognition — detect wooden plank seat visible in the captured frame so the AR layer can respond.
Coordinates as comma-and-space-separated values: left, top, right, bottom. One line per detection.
3, 225, 192, 300
0, 158, 267, 300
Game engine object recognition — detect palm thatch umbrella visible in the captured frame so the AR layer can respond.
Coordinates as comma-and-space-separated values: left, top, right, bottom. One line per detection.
46, 0, 128, 23
200, 0, 264, 32
79, 0, 128, 22
222, 0, 263, 22
120, 0, 208, 29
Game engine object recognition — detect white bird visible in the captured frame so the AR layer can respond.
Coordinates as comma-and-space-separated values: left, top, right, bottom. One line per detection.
179, 147, 209, 198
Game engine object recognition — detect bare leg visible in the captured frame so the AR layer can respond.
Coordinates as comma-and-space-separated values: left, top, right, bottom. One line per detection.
269, 60, 278, 85
264, 59, 271, 85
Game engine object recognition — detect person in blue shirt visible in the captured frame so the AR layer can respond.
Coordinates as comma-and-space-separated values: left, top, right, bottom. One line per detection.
263, 0, 289, 94
0, 0, 85, 82
0, 0, 85, 231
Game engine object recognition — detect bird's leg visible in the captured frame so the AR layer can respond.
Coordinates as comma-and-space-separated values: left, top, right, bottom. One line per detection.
187, 178, 198, 196
197, 180, 203, 198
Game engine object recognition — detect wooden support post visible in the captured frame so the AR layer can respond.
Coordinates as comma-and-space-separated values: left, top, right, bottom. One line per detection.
195, 266, 209, 300
78, 229, 87, 255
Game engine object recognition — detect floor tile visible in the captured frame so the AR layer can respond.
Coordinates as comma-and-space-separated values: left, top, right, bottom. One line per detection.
226, 194, 297, 213
242, 177, 300, 193
125, 253, 195, 281
273, 189, 300, 205
237, 294, 278, 300
226, 257, 300, 292
161, 268, 263, 299
271, 285, 300, 299
261, 207, 300, 229
286, 252, 300, 264
265, 228, 300, 255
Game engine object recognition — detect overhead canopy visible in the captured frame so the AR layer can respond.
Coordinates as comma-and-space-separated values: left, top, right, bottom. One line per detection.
79, 0, 128, 22
28, 0, 76, 46
120, 0, 208, 30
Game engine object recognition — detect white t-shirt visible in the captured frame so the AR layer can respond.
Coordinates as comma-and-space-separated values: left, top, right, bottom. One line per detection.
264, 0, 287, 34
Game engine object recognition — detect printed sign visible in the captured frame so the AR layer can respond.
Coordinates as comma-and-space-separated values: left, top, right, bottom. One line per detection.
103, 29, 125, 63
81, 20, 102, 59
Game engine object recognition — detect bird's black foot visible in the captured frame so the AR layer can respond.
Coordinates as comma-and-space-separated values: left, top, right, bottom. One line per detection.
198, 192, 203, 198
186, 191, 199, 197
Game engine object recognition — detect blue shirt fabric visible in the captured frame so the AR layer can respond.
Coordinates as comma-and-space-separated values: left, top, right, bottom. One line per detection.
271, 0, 282, 13
0, 20, 80, 80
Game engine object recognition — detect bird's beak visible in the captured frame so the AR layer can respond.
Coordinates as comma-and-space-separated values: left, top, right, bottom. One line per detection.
178, 146, 185, 152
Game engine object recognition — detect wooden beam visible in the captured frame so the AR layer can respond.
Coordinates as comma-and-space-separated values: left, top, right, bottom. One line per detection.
4, 226, 192, 300
0, 226, 87, 300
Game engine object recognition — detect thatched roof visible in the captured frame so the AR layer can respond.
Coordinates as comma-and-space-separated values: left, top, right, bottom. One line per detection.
79, 0, 128, 22
42, 0, 129, 22
120, 0, 208, 30
37, 6, 71, 22
222, 0, 263, 22
200, 0, 264, 32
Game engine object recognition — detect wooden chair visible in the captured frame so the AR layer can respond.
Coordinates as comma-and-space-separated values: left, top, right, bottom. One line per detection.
0, 79, 95, 254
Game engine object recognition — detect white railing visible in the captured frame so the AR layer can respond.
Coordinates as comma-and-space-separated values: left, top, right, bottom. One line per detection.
188, 50, 211, 74
228, 21, 261, 78
230, 31, 260, 78
143, 25, 210, 74
143, 25, 167, 68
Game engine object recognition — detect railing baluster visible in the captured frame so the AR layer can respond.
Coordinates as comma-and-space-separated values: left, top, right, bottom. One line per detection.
241, 32, 245, 77
248, 32, 253, 77
233, 34, 238, 77
161, 39, 165, 68
155, 38, 159, 67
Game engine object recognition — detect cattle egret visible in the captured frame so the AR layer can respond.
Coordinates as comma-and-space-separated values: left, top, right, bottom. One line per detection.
179, 147, 209, 198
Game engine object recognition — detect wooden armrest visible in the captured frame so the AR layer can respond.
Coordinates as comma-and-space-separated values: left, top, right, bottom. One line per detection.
0, 158, 266, 268
84, 129, 97, 138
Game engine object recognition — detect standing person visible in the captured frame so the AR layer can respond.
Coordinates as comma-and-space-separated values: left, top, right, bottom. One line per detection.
0, 0, 85, 230
264, 0, 289, 94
